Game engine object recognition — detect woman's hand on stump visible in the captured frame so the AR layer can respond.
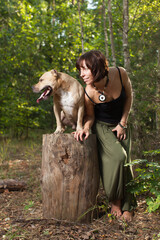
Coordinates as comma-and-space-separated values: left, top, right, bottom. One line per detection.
72, 128, 90, 141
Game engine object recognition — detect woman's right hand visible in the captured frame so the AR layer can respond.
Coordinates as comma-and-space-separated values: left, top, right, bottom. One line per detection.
72, 128, 90, 141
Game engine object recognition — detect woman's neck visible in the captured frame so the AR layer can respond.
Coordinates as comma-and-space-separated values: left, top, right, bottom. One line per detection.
92, 76, 107, 91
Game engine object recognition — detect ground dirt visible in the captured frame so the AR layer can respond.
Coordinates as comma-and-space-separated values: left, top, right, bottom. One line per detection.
0, 138, 160, 240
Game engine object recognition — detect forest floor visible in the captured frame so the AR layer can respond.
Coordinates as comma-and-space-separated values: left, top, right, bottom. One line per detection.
0, 135, 160, 240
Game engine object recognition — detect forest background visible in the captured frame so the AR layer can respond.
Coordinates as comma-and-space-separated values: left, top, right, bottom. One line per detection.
0, 0, 159, 157
0, 1, 160, 238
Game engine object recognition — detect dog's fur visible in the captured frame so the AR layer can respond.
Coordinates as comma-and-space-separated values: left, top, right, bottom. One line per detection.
32, 70, 84, 133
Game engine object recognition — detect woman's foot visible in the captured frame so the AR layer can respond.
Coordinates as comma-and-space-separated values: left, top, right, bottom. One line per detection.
120, 211, 134, 222
111, 200, 122, 218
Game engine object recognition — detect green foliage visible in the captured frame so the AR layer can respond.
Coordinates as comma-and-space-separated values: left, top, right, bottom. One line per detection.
126, 149, 160, 212
129, 0, 160, 152
143, 149, 160, 157
146, 195, 160, 213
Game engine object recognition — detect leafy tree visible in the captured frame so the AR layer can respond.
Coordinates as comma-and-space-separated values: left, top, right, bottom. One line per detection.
129, 0, 160, 152
0, 0, 159, 152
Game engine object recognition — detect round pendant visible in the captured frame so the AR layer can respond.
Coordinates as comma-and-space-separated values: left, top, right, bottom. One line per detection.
99, 94, 106, 102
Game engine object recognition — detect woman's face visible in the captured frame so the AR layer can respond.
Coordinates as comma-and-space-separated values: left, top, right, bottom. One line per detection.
80, 60, 94, 85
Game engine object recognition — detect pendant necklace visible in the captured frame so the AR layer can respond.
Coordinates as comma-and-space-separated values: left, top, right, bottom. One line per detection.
93, 75, 109, 102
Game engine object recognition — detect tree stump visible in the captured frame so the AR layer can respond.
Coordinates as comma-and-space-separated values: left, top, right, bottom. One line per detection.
41, 133, 100, 223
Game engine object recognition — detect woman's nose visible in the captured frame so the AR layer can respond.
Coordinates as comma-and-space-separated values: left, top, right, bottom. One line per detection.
80, 69, 84, 77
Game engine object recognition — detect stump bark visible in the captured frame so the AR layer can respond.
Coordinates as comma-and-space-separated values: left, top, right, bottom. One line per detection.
41, 133, 100, 223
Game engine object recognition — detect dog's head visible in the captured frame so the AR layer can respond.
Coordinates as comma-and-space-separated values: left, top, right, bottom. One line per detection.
32, 69, 60, 103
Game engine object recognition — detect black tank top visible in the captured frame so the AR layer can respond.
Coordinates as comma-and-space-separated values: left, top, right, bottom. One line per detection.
84, 67, 126, 124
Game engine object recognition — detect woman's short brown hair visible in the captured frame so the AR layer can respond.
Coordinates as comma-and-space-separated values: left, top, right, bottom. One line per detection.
76, 50, 109, 82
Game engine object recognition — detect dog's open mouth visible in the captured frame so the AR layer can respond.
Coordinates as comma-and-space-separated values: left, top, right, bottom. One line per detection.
37, 86, 52, 103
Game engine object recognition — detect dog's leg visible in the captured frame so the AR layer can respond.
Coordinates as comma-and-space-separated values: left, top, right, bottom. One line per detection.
76, 104, 84, 131
53, 100, 65, 134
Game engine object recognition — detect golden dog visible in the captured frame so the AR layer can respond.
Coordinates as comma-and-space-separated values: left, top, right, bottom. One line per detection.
32, 70, 84, 133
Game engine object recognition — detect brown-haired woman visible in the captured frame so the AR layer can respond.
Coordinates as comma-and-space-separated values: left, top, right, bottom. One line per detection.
74, 50, 137, 221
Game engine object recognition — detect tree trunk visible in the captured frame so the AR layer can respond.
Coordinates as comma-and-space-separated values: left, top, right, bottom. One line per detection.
77, 0, 84, 54
41, 133, 100, 223
123, 0, 130, 73
156, 49, 160, 132
108, 0, 116, 66
102, 0, 109, 59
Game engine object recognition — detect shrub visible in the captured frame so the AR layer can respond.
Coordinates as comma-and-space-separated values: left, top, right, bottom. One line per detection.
126, 149, 160, 213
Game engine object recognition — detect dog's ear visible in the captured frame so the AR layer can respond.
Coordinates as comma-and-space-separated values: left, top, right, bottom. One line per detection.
51, 69, 58, 77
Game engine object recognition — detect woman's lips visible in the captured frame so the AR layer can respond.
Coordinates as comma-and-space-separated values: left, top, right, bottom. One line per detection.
83, 78, 89, 82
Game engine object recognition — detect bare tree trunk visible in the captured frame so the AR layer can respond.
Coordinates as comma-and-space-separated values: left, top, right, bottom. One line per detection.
108, 0, 116, 66
156, 49, 160, 132
77, 0, 84, 54
102, 0, 109, 59
49, 0, 56, 25
123, 0, 130, 73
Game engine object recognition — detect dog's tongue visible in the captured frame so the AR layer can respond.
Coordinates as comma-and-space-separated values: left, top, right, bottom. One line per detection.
36, 92, 45, 103
36, 88, 50, 103
36, 98, 41, 104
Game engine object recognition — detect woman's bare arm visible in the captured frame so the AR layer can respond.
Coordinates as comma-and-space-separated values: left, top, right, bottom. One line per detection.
74, 91, 95, 141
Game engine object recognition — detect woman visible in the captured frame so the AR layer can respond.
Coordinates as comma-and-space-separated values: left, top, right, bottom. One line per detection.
74, 50, 137, 222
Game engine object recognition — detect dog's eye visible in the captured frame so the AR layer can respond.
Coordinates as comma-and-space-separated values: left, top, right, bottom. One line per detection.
40, 79, 43, 82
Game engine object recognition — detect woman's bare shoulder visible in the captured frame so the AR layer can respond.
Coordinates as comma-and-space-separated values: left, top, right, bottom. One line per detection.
109, 66, 126, 73
85, 85, 94, 96
84, 85, 96, 105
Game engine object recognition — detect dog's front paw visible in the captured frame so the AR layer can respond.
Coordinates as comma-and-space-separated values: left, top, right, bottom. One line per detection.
54, 127, 65, 134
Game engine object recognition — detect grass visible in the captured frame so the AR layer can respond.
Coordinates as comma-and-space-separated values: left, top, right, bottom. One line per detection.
0, 130, 42, 182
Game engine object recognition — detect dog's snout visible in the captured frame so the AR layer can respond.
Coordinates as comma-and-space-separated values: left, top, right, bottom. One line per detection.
32, 85, 38, 93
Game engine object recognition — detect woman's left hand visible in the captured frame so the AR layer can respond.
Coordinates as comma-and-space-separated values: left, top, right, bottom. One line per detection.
112, 124, 127, 141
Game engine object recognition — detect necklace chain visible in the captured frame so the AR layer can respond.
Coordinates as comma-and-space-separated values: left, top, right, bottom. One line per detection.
93, 75, 109, 102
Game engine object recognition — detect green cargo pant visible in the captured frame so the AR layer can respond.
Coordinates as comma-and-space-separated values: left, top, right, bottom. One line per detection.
92, 120, 137, 212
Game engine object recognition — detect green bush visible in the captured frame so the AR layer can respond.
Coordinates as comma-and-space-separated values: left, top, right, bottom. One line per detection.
126, 149, 160, 213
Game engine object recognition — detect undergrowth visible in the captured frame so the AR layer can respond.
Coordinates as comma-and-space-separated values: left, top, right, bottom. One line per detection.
126, 149, 160, 213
